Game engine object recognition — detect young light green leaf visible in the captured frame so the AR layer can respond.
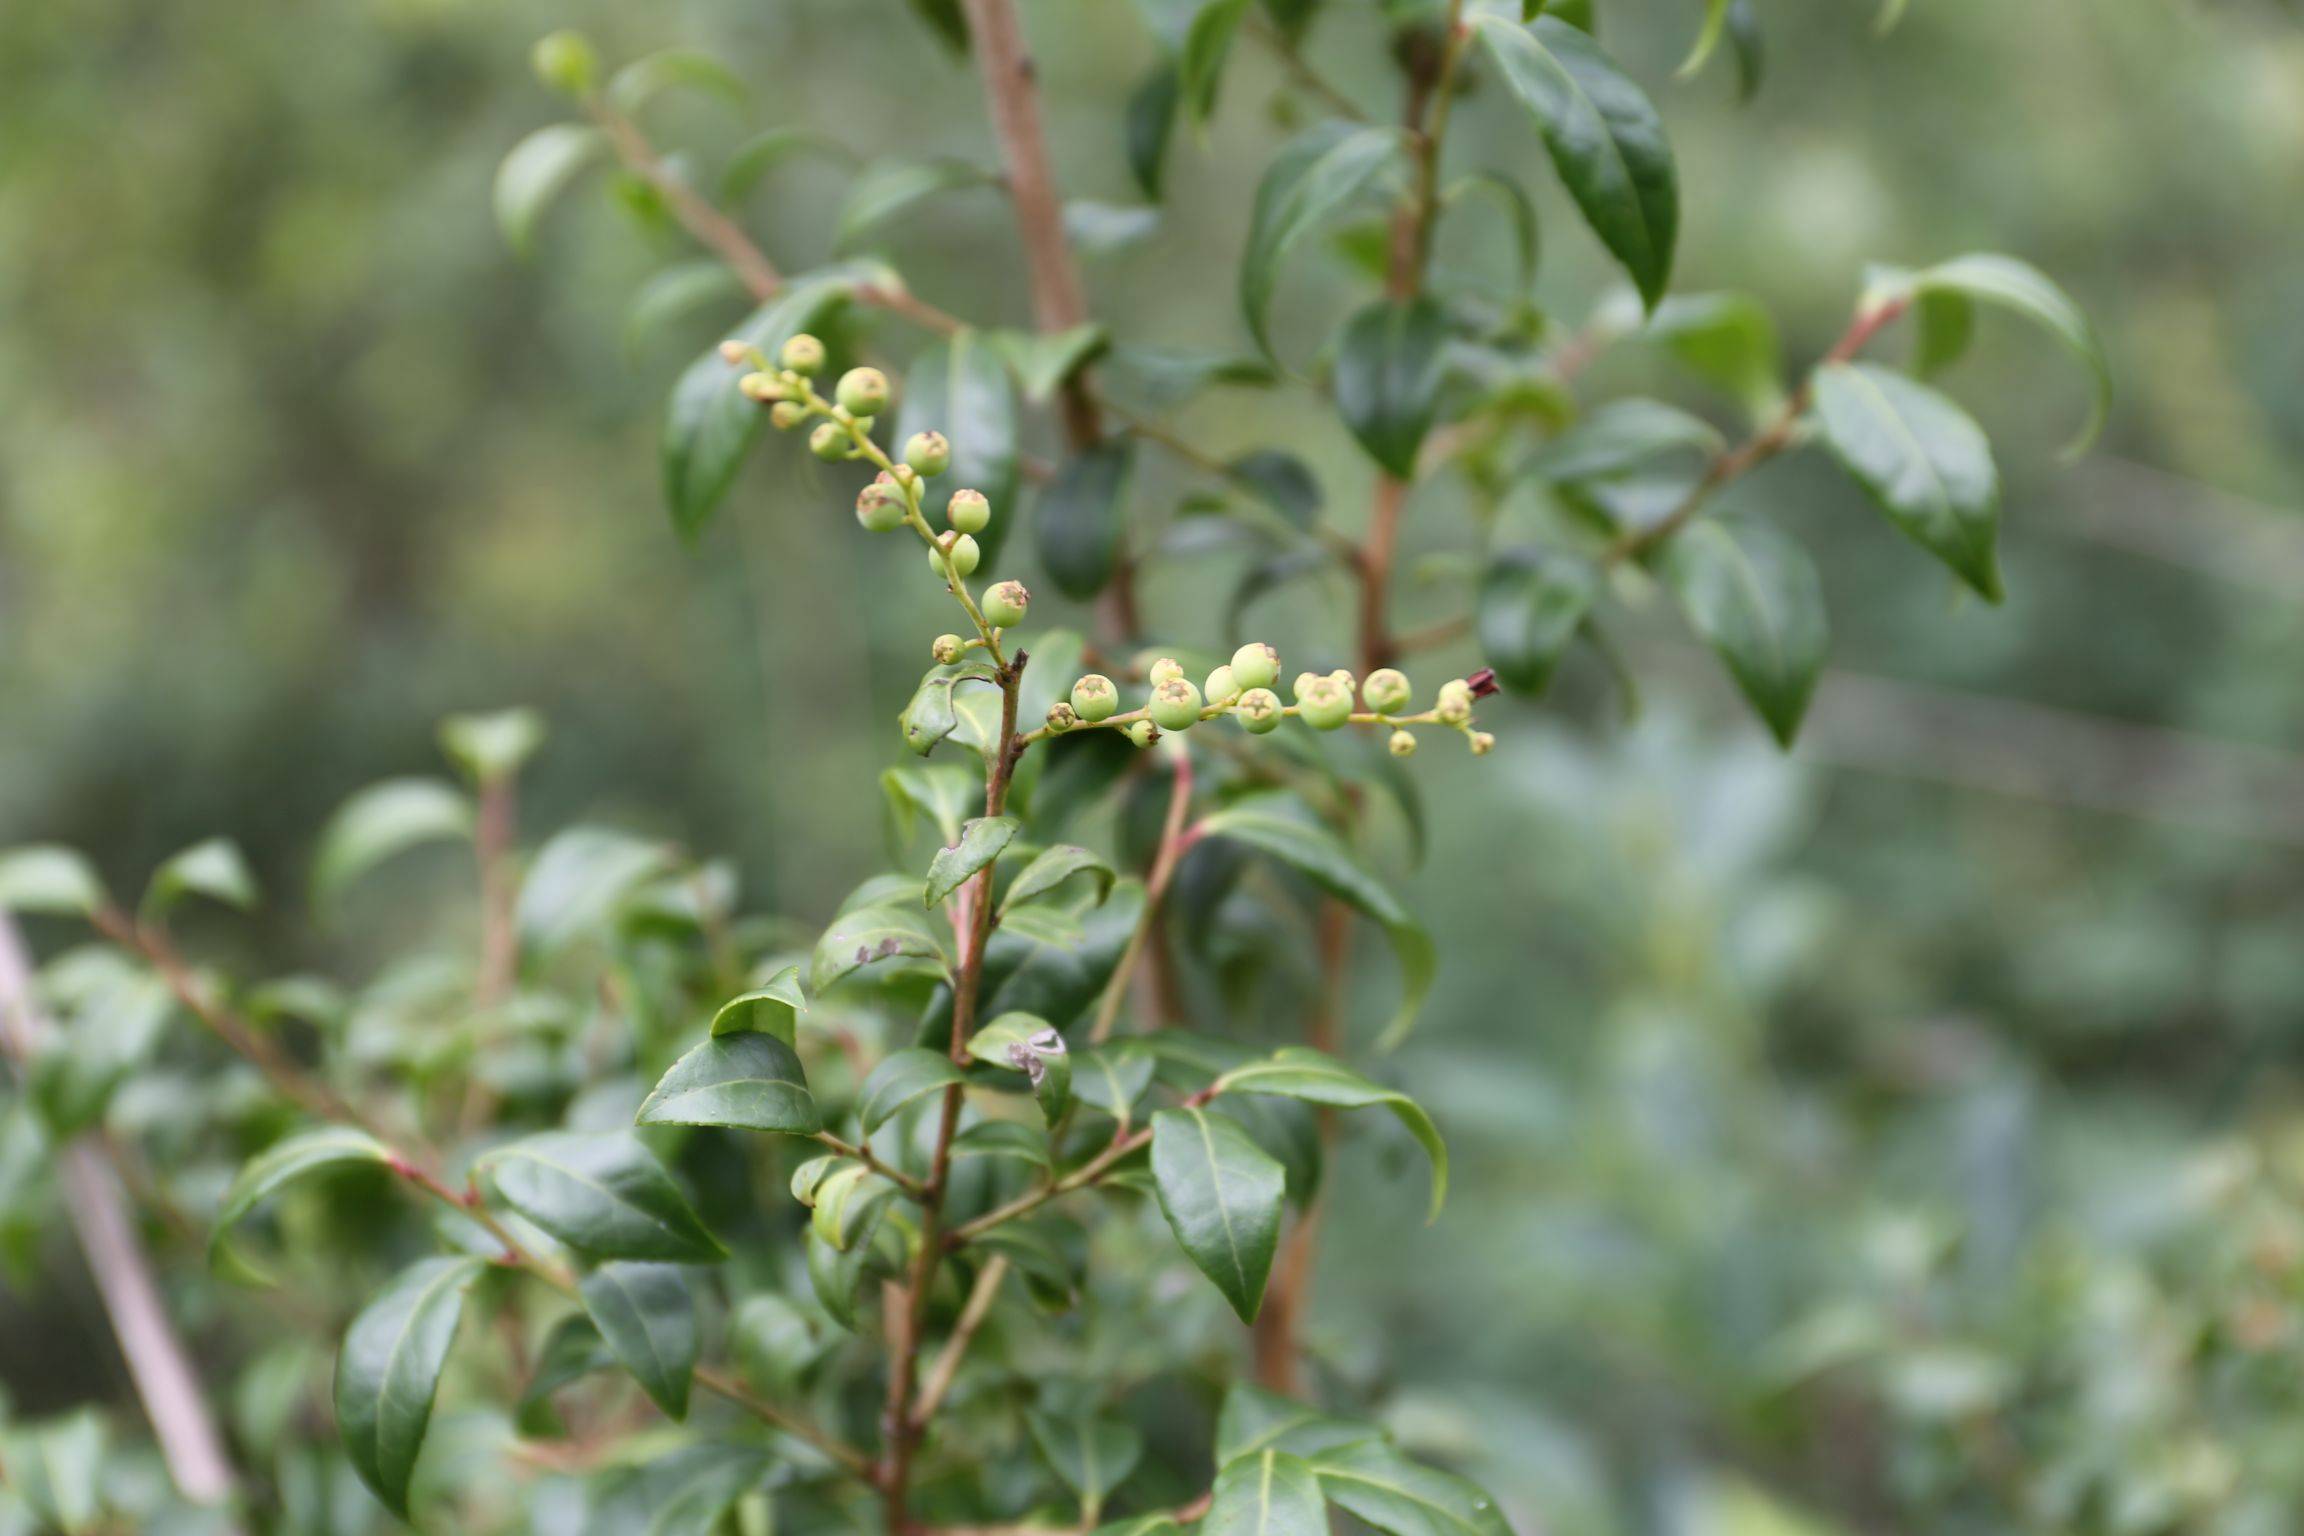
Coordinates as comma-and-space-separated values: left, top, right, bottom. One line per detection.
1028, 1412, 1146, 1517
311, 779, 474, 907
1477, 14, 1678, 310
1479, 550, 1599, 699
1906, 253, 2110, 456
578, 1261, 698, 1420
1037, 441, 1137, 601
968, 1011, 1073, 1126
1001, 845, 1118, 914
335, 1255, 483, 1518
216, 1126, 393, 1239
1334, 295, 1447, 480
494, 124, 607, 258
1195, 809, 1435, 1050
1311, 1439, 1513, 1536
708, 964, 807, 1043
438, 706, 547, 785
836, 157, 994, 251
0, 845, 106, 916
810, 904, 944, 994
1644, 292, 1785, 420
1659, 518, 1828, 748
899, 330, 1021, 563
925, 816, 1021, 908
516, 826, 672, 949
1181, 0, 1255, 120
858, 1048, 965, 1135
1214, 1046, 1448, 1220
809, 1163, 900, 1252
1215, 1384, 1383, 1463
638, 1031, 820, 1136
1205, 1450, 1327, 1536
146, 838, 258, 916
807, 1222, 880, 1331
608, 48, 748, 117
1241, 124, 1406, 358
0, 1410, 108, 1533
1151, 1107, 1285, 1323
484, 1131, 725, 1262
1812, 361, 2002, 601
1526, 398, 1722, 485
884, 765, 981, 849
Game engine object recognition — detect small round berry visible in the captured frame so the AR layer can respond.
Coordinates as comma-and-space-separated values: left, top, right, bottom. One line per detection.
1149, 677, 1203, 732
931, 633, 965, 665
1291, 671, 1322, 702
905, 431, 952, 477
809, 422, 847, 462
927, 532, 981, 580
780, 334, 826, 374
856, 478, 907, 532
1388, 729, 1417, 757
1045, 701, 1078, 733
1362, 667, 1412, 714
739, 372, 784, 403
531, 30, 597, 96
1236, 688, 1282, 734
947, 488, 991, 534
1437, 696, 1472, 726
1204, 665, 1239, 704
770, 401, 807, 431
1469, 731, 1496, 757
1299, 676, 1352, 731
1438, 678, 1474, 709
1125, 720, 1159, 749
718, 339, 754, 366
1329, 669, 1356, 693
983, 580, 1030, 628
1071, 674, 1118, 723
835, 367, 890, 417
1148, 657, 1185, 687
1231, 642, 1280, 692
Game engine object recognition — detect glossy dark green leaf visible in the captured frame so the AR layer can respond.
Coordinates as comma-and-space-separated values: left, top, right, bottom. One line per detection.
1476, 14, 1677, 309
334, 1256, 481, 1518
1151, 1107, 1285, 1323
1227, 450, 1323, 531
1028, 1411, 1146, 1516
1812, 361, 2002, 601
1215, 1384, 1382, 1463
968, 1012, 1073, 1126
484, 1132, 725, 1263
1241, 124, 1406, 358
311, 779, 473, 907
858, 1048, 965, 1135
578, 1261, 698, 1419
494, 124, 608, 257
637, 1031, 820, 1136
708, 965, 807, 1043
1333, 296, 1447, 479
811, 903, 944, 994
0, 845, 106, 916
1127, 61, 1181, 199
1215, 1046, 1448, 1219
1311, 1439, 1512, 1536
216, 1126, 392, 1240
1206, 1449, 1327, 1536
1037, 441, 1137, 601
899, 330, 1021, 563
1659, 519, 1827, 747
806, 1220, 880, 1331
1478, 549, 1599, 697
836, 157, 994, 251
925, 816, 1020, 908
906, 0, 970, 50
1181, 0, 1256, 120
1902, 253, 2110, 455
145, 837, 257, 916
1001, 844, 1117, 913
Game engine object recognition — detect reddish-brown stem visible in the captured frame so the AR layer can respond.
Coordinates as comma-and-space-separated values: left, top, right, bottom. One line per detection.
1088, 747, 1198, 1044
475, 774, 518, 1003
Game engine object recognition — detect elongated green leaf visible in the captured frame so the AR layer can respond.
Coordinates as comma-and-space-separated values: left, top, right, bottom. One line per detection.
836, 157, 993, 251
884, 765, 980, 849
858, 1048, 965, 1135
1029, 1412, 1146, 1516
1527, 398, 1722, 485
993, 323, 1111, 405
899, 330, 1020, 563
1726, 0, 1764, 101
1127, 61, 1181, 199
811, 904, 943, 994
608, 49, 748, 117
807, 1223, 878, 1331
217, 1126, 392, 1238
1215, 1046, 1447, 1219
1151, 1107, 1285, 1323
1181, 0, 1256, 120
146, 837, 257, 916
484, 1132, 724, 1262
495, 124, 607, 257
1195, 809, 1435, 1049
708, 965, 807, 1043
1479, 550, 1598, 698
335, 1256, 482, 1518
637, 1032, 820, 1136
578, 1261, 698, 1420
1241, 124, 1406, 358
1903, 254, 2110, 456
1311, 1439, 1512, 1536
1037, 441, 1137, 601
926, 816, 1020, 908
0, 1411, 107, 1533
1644, 293, 1784, 420
523, 1315, 615, 1414
624, 261, 748, 357
0, 845, 106, 915
1477, 14, 1677, 309
1001, 845, 1117, 913
1812, 362, 2002, 601
1206, 1450, 1327, 1536
1093, 1520, 1183, 1536
312, 779, 474, 906
1659, 519, 1827, 747
1216, 1384, 1382, 1463
1334, 296, 1447, 479
810, 1162, 899, 1251
968, 1012, 1073, 1126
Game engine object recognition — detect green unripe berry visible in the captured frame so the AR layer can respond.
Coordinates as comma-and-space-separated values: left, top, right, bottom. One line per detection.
905, 431, 952, 477
983, 580, 1030, 628
929, 532, 981, 580
1438, 678, 1474, 709
856, 478, 907, 532
1363, 667, 1412, 714
1437, 696, 1472, 726
931, 633, 964, 665
739, 371, 784, 403
1070, 674, 1118, 723
1236, 688, 1282, 734
1125, 720, 1159, 749
836, 367, 890, 416
1148, 657, 1185, 687
1291, 671, 1321, 702
1204, 665, 1239, 704
1231, 642, 1280, 691
770, 401, 807, 431
1299, 676, 1352, 731
809, 422, 848, 461
1469, 731, 1496, 756
1045, 701, 1078, 733
781, 334, 826, 374
947, 488, 991, 534
531, 30, 597, 96
1330, 669, 1356, 693
1149, 677, 1203, 732
1389, 729, 1417, 757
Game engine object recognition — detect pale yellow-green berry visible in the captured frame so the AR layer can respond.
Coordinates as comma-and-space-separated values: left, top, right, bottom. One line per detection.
931, 634, 964, 665
1362, 667, 1412, 714
739, 371, 784, 403
1126, 720, 1159, 749
770, 401, 807, 431
1299, 676, 1352, 730
983, 581, 1029, 628
1045, 701, 1078, 733
1291, 671, 1322, 702
905, 431, 951, 477
1231, 642, 1280, 692
1389, 730, 1417, 757
1235, 688, 1282, 734
1204, 665, 1239, 704
718, 339, 752, 366
809, 422, 847, 462
1070, 674, 1118, 723
1469, 731, 1496, 756
856, 477, 907, 532
1149, 677, 1203, 732
781, 334, 826, 374
1436, 678, 1475, 726
1148, 657, 1185, 687
531, 30, 597, 96
947, 488, 991, 534
835, 367, 890, 416
928, 532, 981, 579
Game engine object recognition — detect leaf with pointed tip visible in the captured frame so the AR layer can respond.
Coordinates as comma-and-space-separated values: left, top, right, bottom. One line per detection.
335, 1256, 482, 1518
1334, 296, 1448, 479
926, 817, 1020, 908
1037, 441, 1138, 601
858, 1048, 966, 1135
1216, 1384, 1382, 1463
807, 1221, 879, 1331
1479, 549, 1599, 699
1181, 0, 1255, 120
899, 331, 1020, 563
810, 1163, 901, 1251
146, 838, 257, 916
608, 49, 748, 117
1127, 61, 1181, 199
1659, 518, 1827, 748
1241, 124, 1406, 358
495, 124, 608, 257
1029, 1412, 1146, 1516
811, 904, 944, 994
993, 323, 1110, 404
1311, 1439, 1513, 1536
708, 965, 807, 1043
638, 1032, 820, 1136
1902, 254, 2109, 456
1812, 362, 2002, 601
884, 765, 981, 849
578, 1262, 698, 1419
1001, 845, 1117, 914
312, 779, 474, 907
216, 1126, 392, 1243
1644, 293, 1784, 421
1215, 1047, 1447, 1220
968, 1012, 1073, 1126
836, 157, 994, 251
1206, 1450, 1327, 1536
1527, 399, 1722, 486
522, 1315, 616, 1416
484, 1132, 724, 1262
1151, 1108, 1284, 1323
0, 845, 106, 915
1477, 14, 1677, 310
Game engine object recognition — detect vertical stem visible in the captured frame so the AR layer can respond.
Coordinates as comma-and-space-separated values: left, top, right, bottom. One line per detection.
474, 773, 518, 1005
1088, 745, 1197, 1045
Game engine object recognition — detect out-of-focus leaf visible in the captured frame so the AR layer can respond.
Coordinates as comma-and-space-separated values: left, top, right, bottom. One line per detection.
858, 1048, 966, 1135
1227, 450, 1322, 531
993, 323, 1110, 404
145, 837, 258, 916
1892, 253, 2110, 455
334, 1256, 482, 1518
1241, 124, 1406, 358
1479, 549, 1599, 697
636, 1032, 821, 1136
899, 330, 1022, 563
1002, 845, 1117, 913
1127, 61, 1181, 199
0, 846, 105, 916
1812, 361, 2002, 601
311, 779, 473, 907
578, 1261, 698, 1419
884, 765, 980, 849
1030, 1411, 1146, 1518
1334, 295, 1447, 479
1151, 1107, 1284, 1322
495, 124, 608, 257
719, 126, 856, 202
1037, 441, 1137, 601
836, 157, 994, 251
1215, 1046, 1447, 1218
1215, 1384, 1382, 1462
608, 49, 749, 116
1181, 0, 1256, 120
439, 707, 546, 784
1527, 398, 1722, 485
483, 1132, 725, 1262
1310, 1440, 1513, 1536
624, 261, 748, 357
516, 827, 672, 949
216, 1126, 392, 1243
1727, 0, 1764, 100
0, 1410, 108, 1533
1644, 292, 1784, 420
1658, 518, 1827, 747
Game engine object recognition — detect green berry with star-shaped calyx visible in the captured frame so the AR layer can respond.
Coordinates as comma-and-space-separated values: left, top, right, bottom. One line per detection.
1436, 678, 1474, 726
1148, 657, 1184, 687
1299, 676, 1352, 731
1070, 674, 1118, 722
1149, 677, 1203, 732
905, 431, 951, 477
1363, 667, 1411, 714
1126, 720, 1159, 749
856, 477, 907, 532
1231, 642, 1280, 691
835, 367, 890, 416
931, 633, 964, 665
780, 334, 826, 374
809, 422, 847, 462
983, 580, 1029, 628
1291, 671, 1321, 702
1235, 688, 1282, 734
1045, 701, 1078, 733
1389, 729, 1417, 757
947, 488, 990, 534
